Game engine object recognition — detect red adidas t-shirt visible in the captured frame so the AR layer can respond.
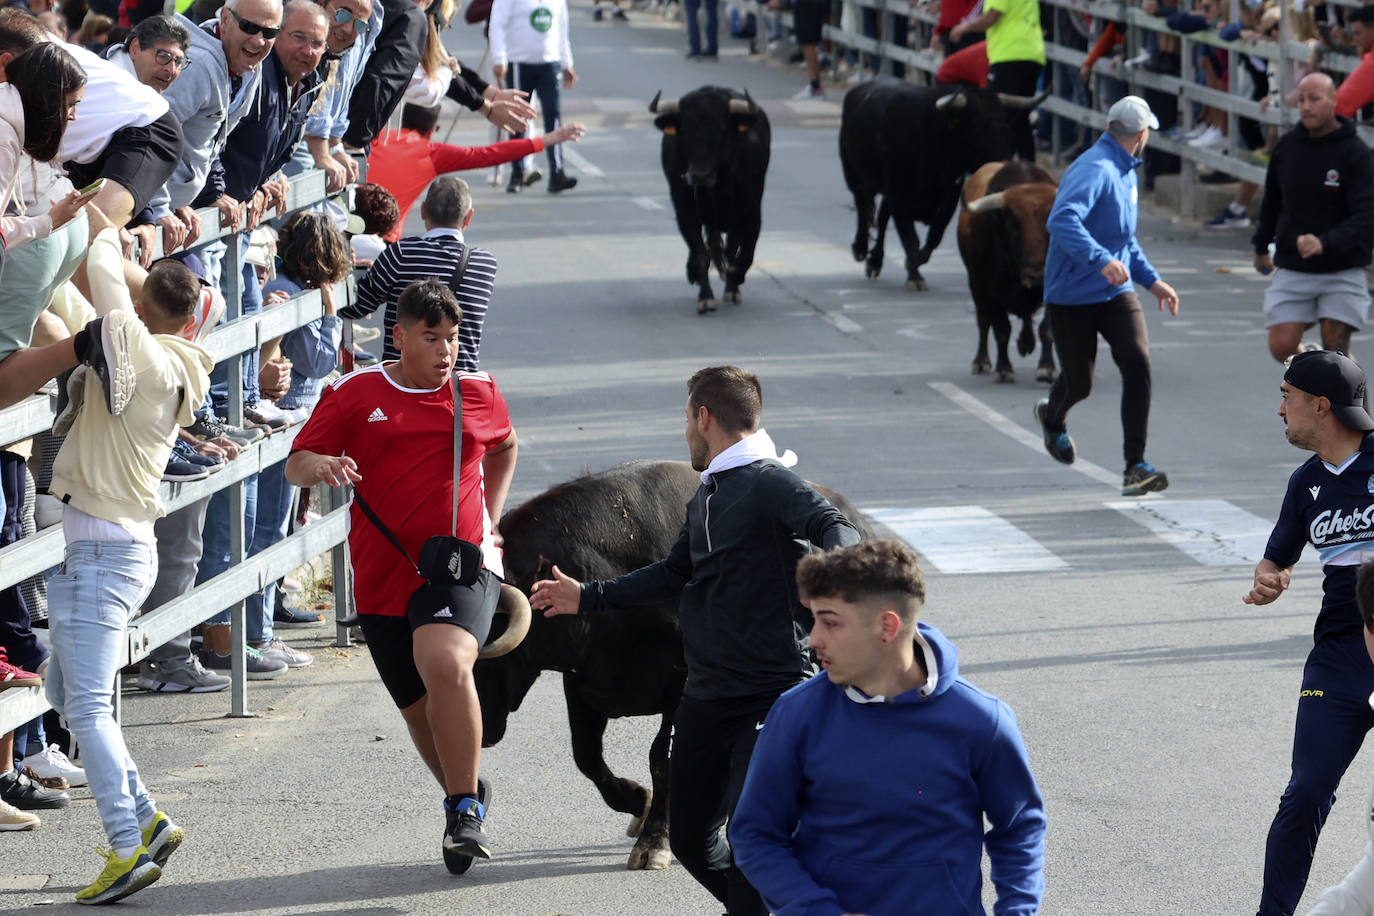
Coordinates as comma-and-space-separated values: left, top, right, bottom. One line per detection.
290, 365, 513, 617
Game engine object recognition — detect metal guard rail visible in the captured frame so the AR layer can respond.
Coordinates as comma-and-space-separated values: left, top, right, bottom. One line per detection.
0, 164, 361, 732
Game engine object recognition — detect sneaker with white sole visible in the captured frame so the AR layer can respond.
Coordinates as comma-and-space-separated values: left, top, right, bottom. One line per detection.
79, 311, 138, 416
52, 366, 87, 436
1033, 398, 1076, 465
1122, 461, 1169, 496
792, 84, 825, 99
20, 743, 86, 788
0, 798, 38, 831
1205, 205, 1250, 230
76, 846, 161, 905
138, 657, 230, 694
141, 812, 185, 868
198, 646, 287, 680
254, 637, 313, 668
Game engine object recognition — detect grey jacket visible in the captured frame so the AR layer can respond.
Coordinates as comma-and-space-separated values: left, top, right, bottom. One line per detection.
153, 15, 263, 213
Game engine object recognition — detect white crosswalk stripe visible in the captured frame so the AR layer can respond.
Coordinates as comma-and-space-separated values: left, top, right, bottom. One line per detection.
865, 506, 1069, 574
1105, 498, 1273, 567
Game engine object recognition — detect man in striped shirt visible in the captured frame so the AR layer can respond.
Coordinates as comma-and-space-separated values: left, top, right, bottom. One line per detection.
342, 176, 496, 370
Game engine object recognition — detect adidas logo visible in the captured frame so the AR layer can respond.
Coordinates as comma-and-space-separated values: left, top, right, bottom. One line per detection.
434, 607, 453, 618
367, 407, 388, 423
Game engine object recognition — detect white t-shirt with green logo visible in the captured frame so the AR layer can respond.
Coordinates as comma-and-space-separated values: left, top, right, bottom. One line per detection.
489, 0, 574, 68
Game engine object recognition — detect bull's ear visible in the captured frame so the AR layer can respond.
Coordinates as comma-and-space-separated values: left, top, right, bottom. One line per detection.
654, 113, 680, 134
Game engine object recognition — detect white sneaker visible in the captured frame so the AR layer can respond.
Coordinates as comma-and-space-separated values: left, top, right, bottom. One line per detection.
255, 637, 313, 669
792, 84, 825, 100
1187, 125, 1225, 149
21, 743, 86, 788
280, 405, 312, 425
246, 400, 293, 423
0, 798, 38, 831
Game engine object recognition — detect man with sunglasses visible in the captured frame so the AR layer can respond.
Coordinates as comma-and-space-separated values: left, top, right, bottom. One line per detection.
289, 0, 377, 193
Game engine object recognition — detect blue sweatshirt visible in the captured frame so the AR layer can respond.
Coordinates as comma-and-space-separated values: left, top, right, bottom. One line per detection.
1043, 132, 1160, 305
731, 622, 1047, 916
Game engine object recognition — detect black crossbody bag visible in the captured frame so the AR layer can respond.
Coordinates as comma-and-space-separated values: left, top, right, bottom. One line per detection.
350, 244, 483, 594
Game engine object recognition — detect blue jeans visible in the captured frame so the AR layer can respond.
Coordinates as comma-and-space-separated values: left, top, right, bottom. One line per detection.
200, 476, 265, 642
243, 459, 295, 634
507, 62, 565, 177
209, 261, 262, 415
683, 0, 718, 55
860, 7, 907, 77
45, 540, 158, 850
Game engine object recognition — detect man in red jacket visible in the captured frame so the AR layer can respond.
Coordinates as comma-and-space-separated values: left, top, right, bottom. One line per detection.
367, 103, 586, 242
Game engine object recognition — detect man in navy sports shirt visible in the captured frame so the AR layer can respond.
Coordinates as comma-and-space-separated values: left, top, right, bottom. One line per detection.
1247, 349, 1374, 915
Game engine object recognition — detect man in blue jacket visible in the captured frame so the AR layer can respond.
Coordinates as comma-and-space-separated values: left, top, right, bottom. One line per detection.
730, 538, 1047, 916
1035, 94, 1180, 497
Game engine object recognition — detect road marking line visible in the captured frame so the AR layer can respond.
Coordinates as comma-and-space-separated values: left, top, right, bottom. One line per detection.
928, 381, 1121, 488
563, 148, 604, 177
866, 506, 1069, 574
632, 196, 665, 211
1105, 498, 1273, 566
823, 312, 863, 333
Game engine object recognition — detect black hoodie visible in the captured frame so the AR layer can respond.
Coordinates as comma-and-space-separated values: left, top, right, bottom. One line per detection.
1252, 116, 1374, 273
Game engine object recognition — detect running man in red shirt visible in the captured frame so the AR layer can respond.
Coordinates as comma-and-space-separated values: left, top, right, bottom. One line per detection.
285, 277, 519, 868
368, 103, 586, 242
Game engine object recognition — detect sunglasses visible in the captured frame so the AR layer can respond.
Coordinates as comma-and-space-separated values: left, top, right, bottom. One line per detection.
228, 8, 282, 39
331, 7, 373, 33
151, 48, 192, 69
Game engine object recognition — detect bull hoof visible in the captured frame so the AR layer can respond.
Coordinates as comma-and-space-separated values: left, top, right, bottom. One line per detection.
627, 842, 673, 871
864, 262, 881, 279
971, 357, 992, 375
851, 242, 868, 262
697, 299, 717, 314
1035, 366, 1058, 384
722, 290, 741, 304
995, 368, 1015, 384
904, 278, 927, 292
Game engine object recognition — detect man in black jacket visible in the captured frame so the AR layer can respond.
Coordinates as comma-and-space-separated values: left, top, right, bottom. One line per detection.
1253, 72, 1374, 362
531, 366, 861, 916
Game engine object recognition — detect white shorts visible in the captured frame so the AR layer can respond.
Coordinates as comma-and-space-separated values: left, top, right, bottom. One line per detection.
1263, 266, 1370, 330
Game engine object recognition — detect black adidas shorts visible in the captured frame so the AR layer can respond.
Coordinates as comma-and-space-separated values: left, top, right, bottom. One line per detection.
63, 111, 184, 215
357, 568, 500, 709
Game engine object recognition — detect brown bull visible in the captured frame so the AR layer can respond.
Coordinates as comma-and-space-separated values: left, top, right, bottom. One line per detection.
956, 160, 1059, 383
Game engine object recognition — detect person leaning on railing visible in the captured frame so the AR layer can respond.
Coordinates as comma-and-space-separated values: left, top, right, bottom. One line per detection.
1335, 3, 1374, 119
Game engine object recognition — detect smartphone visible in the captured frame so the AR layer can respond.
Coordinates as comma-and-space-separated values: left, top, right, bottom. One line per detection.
76, 178, 106, 198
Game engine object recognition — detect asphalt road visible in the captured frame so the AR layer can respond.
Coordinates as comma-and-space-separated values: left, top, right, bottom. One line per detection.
3, 7, 1365, 915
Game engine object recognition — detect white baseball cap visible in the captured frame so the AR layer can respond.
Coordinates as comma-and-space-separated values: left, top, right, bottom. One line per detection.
1106, 96, 1160, 132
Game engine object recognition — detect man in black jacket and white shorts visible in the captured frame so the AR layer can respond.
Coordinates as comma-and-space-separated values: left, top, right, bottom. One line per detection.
1253, 72, 1374, 362
531, 365, 861, 916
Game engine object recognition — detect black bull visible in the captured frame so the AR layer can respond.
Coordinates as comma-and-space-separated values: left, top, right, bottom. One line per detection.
839, 79, 1046, 291
475, 459, 875, 870
651, 86, 770, 314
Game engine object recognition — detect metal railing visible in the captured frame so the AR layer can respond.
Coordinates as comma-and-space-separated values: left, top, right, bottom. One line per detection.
0, 167, 360, 735
771, 0, 1371, 216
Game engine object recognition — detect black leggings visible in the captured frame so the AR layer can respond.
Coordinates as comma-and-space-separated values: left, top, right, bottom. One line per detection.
1043, 292, 1153, 469
987, 60, 1043, 162
668, 691, 779, 916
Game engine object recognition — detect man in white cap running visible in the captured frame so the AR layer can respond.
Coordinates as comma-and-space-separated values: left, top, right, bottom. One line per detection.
1033, 94, 1180, 496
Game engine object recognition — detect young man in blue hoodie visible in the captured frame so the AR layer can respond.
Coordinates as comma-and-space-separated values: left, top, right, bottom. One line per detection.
1035, 94, 1180, 497
730, 538, 1046, 916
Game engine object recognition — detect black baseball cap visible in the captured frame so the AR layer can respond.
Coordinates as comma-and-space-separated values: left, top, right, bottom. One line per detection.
1284, 350, 1374, 431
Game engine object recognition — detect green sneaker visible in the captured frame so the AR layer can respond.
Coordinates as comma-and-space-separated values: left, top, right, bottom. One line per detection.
141, 812, 184, 868
76, 845, 161, 904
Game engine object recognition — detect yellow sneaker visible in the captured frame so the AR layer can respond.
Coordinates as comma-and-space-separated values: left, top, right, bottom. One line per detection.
75, 845, 161, 905
141, 811, 185, 867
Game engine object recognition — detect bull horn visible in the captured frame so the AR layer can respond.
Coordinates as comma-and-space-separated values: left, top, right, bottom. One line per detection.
997, 88, 1052, 110
965, 191, 1007, 213
728, 98, 753, 114
649, 91, 679, 114
478, 584, 532, 659
935, 91, 967, 111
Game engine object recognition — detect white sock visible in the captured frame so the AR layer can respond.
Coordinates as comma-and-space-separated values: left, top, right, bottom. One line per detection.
114, 844, 141, 861
1228, 202, 1246, 216
138, 812, 155, 830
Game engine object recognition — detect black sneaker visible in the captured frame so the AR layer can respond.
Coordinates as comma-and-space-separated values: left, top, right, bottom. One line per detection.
443, 779, 493, 872
548, 171, 578, 193
163, 457, 209, 482
79, 312, 138, 416
1122, 461, 1169, 496
506, 174, 523, 194
185, 414, 263, 446
612, 6, 627, 18
52, 366, 86, 436
0, 768, 70, 809
593, 5, 603, 18
1033, 399, 1075, 465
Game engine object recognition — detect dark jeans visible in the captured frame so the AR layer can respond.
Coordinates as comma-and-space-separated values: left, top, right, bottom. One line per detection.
987, 60, 1043, 162
683, 0, 719, 55
0, 451, 45, 671
506, 62, 565, 177
860, 6, 908, 77
1257, 635, 1374, 915
1043, 292, 1153, 469
669, 691, 778, 916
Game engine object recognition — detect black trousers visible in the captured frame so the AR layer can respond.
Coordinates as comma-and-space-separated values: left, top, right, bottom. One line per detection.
987, 59, 1043, 162
669, 691, 780, 916
1044, 292, 1153, 469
